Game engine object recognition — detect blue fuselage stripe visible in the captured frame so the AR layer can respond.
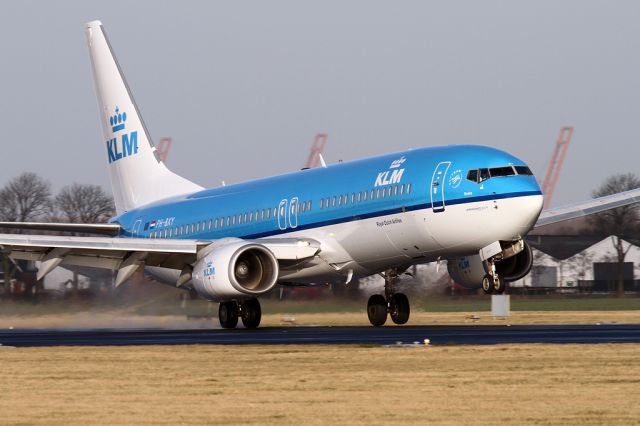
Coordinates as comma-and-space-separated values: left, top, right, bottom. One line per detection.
242, 190, 542, 239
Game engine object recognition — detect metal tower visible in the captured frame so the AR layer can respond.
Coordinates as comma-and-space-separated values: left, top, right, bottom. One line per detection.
305, 134, 328, 168
541, 127, 574, 209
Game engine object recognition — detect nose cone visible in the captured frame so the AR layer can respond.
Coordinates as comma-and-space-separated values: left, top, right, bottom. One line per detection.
519, 193, 544, 233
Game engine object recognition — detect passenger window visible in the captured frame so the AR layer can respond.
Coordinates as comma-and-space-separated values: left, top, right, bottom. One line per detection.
202, 221, 206, 230
376, 189, 381, 199
515, 166, 533, 175
308, 201, 312, 211
357, 192, 362, 203
363, 190, 368, 202
407, 183, 412, 194
301, 202, 306, 213
338, 196, 342, 206
370, 189, 375, 200
333, 196, 337, 207
196, 222, 200, 232
394, 186, 398, 196
467, 170, 478, 183
191, 224, 195, 233
208, 219, 212, 230
169, 228, 173, 238
351, 193, 356, 204
320, 199, 324, 209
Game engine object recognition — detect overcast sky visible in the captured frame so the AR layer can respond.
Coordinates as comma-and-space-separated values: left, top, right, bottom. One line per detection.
1, 1, 639, 207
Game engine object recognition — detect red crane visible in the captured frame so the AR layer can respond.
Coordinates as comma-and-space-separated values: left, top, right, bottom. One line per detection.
156, 137, 173, 163
541, 127, 574, 209
305, 134, 328, 168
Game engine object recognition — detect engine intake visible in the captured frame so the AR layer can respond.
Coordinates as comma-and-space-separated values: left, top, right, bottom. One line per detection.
191, 241, 279, 301
447, 241, 533, 288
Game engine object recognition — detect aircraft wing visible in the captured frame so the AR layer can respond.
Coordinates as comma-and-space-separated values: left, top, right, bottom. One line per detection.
0, 234, 320, 286
0, 222, 121, 236
535, 187, 640, 228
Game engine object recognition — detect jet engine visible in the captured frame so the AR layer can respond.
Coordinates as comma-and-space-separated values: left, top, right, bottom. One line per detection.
191, 241, 279, 301
447, 241, 533, 288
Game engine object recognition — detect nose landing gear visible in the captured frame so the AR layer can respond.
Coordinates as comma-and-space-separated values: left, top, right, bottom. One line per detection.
366, 269, 411, 326
482, 259, 506, 294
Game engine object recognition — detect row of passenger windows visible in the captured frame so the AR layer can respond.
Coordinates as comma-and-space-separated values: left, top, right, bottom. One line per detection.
148, 182, 414, 239
466, 165, 532, 184
148, 200, 314, 239
319, 183, 412, 209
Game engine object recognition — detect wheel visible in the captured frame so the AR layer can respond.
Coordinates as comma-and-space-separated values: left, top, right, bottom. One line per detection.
367, 294, 388, 326
482, 275, 494, 295
389, 293, 410, 325
218, 301, 239, 329
241, 298, 262, 329
493, 275, 506, 294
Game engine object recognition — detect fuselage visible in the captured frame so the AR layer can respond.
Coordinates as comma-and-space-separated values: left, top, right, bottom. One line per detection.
112, 144, 543, 284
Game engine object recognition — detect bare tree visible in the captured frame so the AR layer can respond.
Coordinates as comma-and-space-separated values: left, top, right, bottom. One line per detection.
0, 173, 51, 296
0, 172, 52, 222
589, 173, 640, 296
55, 183, 115, 224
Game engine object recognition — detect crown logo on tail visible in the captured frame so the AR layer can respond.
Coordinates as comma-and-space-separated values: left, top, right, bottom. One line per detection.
109, 106, 127, 133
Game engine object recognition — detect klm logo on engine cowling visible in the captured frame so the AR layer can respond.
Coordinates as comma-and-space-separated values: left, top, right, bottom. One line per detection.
105, 106, 138, 164
203, 261, 216, 279
374, 156, 406, 187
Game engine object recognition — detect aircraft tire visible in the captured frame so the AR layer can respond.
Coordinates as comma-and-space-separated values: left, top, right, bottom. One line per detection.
241, 298, 262, 329
389, 293, 410, 325
219, 301, 239, 329
482, 275, 494, 295
493, 275, 506, 294
367, 294, 388, 327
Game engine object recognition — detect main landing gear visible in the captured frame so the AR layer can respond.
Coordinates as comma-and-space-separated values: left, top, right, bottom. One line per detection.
218, 298, 262, 329
367, 269, 411, 327
481, 259, 506, 295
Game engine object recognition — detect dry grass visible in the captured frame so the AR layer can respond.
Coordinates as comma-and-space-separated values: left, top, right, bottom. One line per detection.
1, 344, 639, 425
0, 310, 638, 330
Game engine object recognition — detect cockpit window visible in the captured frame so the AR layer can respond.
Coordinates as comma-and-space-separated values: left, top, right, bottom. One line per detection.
468, 166, 522, 183
489, 166, 516, 177
515, 166, 533, 176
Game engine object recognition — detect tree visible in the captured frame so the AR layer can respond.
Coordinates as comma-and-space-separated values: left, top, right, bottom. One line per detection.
0, 172, 52, 222
0, 172, 52, 296
589, 173, 640, 296
54, 183, 115, 224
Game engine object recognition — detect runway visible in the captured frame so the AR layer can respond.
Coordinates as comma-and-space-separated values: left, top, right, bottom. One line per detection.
1, 324, 640, 347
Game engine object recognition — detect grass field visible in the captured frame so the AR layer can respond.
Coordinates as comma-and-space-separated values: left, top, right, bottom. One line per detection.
1, 344, 639, 425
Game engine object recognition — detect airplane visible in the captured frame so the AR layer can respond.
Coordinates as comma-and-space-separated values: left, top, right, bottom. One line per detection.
1, 20, 639, 328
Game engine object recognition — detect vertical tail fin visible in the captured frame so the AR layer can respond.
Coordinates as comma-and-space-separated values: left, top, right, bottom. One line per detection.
85, 20, 202, 214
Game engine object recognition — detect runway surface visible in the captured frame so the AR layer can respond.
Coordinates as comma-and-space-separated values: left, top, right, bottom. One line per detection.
1, 324, 640, 347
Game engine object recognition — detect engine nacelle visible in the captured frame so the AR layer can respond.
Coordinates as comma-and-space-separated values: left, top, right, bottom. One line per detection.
191, 241, 279, 301
447, 241, 533, 288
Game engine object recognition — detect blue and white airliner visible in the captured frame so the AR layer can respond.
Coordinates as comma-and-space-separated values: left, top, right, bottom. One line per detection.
1, 21, 639, 328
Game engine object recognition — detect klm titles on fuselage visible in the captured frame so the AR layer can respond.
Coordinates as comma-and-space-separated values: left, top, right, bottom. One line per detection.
374, 156, 406, 187
106, 106, 138, 164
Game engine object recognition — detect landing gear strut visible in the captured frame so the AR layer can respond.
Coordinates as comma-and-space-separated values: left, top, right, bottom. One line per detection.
366, 269, 411, 327
218, 298, 262, 329
482, 259, 506, 295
